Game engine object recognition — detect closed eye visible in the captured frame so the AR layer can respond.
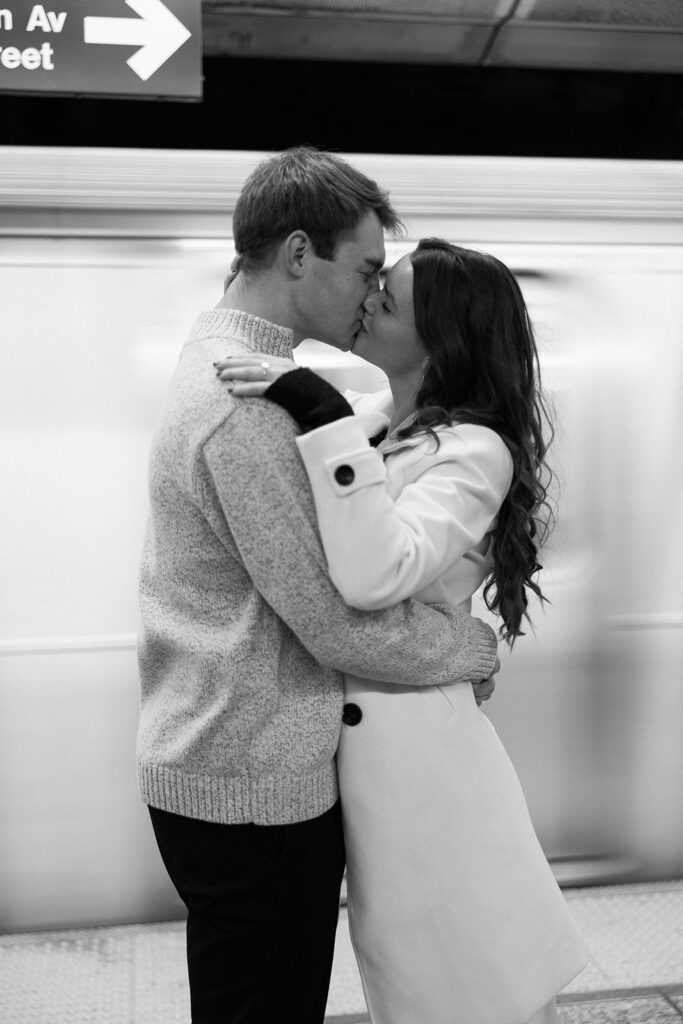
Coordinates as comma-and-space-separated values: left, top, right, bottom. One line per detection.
361, 262, 384, 282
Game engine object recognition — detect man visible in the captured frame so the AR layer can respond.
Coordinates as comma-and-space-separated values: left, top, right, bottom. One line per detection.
137, 146, 498, 1024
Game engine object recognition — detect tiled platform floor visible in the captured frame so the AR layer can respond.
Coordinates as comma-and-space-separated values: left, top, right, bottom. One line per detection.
1, 880, 682, 1023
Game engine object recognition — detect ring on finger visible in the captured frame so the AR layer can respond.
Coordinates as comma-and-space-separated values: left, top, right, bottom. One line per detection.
260, 361, 270, 379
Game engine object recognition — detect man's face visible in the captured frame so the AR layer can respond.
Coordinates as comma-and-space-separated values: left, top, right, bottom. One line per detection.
301, 211, 386, 351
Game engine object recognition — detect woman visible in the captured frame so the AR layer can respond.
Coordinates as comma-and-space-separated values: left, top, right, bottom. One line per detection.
216, 239, 588, 1024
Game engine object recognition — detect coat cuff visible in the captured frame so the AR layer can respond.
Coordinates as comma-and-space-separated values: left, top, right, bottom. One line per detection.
265, 367, 354, 432
296, 415, 387, 498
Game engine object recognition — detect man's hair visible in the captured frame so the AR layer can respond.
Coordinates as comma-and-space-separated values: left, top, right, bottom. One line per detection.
232, 146, 403, 275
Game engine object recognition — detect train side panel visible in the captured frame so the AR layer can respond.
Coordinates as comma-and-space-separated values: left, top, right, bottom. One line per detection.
1, 150, 682, 930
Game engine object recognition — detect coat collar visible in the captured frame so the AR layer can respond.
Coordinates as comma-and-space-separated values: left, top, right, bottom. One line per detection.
348, 388, 429, 454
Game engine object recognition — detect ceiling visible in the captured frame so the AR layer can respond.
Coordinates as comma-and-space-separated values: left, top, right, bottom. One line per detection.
200, 0, 683, 72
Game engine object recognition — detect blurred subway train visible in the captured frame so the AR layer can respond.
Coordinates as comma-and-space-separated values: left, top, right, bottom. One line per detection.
1, 147, 682, 933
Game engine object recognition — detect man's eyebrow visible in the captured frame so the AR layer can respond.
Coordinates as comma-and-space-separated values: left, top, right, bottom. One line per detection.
362, 257, 384, 271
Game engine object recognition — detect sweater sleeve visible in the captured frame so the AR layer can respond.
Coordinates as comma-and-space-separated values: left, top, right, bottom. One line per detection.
197, 399, 497, 685
295, 416, 513, 611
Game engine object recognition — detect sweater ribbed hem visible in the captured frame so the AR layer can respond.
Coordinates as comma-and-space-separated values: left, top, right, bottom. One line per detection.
138, 760, 339, 826
190, 309, 294, 360
469, 628, 499, 681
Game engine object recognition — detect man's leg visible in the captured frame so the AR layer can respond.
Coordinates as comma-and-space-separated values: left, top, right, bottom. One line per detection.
149, 802, 345, 1024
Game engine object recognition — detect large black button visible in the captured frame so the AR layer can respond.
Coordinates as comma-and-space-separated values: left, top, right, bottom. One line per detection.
342, 702, 362, 726
334, 464, 355, 486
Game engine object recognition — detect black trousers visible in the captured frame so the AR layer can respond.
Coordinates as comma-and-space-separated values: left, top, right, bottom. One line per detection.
149, 801, 346, 1024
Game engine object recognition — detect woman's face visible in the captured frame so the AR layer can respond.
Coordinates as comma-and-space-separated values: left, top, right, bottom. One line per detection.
352, 254, 427, 378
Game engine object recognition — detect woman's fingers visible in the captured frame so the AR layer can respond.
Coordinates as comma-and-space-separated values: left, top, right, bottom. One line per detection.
214, 353, 295, 390
214, 356, 267, 368
214, 354, 296, 371
215, 360, 272, 382
225, 381, 270, 397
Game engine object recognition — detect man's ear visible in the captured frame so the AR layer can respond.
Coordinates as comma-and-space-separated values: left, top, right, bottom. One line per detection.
282, 230, 311, 278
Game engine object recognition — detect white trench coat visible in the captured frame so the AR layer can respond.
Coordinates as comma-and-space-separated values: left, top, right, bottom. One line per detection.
296, 390, 589, 1024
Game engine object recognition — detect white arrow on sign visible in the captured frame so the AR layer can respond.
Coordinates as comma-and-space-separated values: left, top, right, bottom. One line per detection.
84, 0, 191, 81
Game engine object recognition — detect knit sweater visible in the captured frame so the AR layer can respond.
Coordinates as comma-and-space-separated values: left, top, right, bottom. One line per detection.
136, 309, 498, 826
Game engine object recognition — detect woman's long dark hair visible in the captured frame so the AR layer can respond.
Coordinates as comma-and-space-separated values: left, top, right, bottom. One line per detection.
400, 238, 555, 644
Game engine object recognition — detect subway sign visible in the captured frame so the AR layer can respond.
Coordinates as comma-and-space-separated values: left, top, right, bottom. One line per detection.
0, 0, 202, 99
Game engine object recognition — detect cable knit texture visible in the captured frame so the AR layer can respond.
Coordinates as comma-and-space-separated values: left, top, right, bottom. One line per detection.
137, 309, 497, 826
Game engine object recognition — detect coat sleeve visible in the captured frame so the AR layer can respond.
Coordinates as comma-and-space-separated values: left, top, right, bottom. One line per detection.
196, 399, 497, 685
295, 416, 513, 611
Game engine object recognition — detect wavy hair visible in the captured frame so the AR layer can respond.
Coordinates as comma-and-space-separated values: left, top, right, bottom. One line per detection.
399, 238, 555, 643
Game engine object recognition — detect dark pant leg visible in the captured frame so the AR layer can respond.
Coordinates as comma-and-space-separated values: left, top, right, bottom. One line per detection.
148, 802, 345, 1024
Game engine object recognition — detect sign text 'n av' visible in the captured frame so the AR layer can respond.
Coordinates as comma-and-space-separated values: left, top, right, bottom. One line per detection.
0, 1, 202, 99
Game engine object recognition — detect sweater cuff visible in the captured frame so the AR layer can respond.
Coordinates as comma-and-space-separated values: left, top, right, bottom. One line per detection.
265, 368, 354, 432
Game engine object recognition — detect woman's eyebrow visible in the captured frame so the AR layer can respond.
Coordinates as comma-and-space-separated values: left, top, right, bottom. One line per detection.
383, 283, 397, 307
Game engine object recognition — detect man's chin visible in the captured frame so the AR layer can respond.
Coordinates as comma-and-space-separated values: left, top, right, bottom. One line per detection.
350, 332, 368, 357
349, 327, 369, 354
315, 334, 352, 353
